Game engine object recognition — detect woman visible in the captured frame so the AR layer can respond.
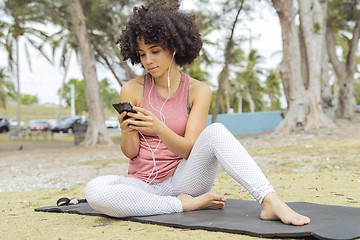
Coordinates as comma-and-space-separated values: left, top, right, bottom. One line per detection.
85, 1, 310, 226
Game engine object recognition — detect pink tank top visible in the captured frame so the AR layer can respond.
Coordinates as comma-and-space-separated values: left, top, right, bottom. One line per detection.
128, 72, 190, 183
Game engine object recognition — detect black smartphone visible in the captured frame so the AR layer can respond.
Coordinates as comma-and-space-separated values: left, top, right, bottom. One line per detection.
112, 102, 137, 120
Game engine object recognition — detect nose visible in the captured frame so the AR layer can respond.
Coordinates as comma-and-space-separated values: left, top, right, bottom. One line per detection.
144, 54, 154, 65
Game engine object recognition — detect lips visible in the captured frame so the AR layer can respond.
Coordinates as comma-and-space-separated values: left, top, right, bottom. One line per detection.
148, 66, 158, 72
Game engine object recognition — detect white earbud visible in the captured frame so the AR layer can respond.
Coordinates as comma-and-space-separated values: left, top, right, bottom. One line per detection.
167, 51, 176, 88
142, 50, 177, 184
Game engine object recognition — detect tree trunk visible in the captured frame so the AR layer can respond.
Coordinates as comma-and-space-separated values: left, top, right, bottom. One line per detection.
320, 41, 334, 120
272, 0, 304, 131
237, 92, 242, 113
224, 78, 232, 113
326, 18, 360, 119
272, 0, 335, 133
212, 0, 244, 123
225, 90, 230, 113
92, 41, 124, 86
298, 0, 334, 130
105, 1, 138, 81
70, 0, 113, 146
333, 76, 339, 108
118, 53, 138, 80
299, 23, 309, 90
269, 91, 274, 110
16, 37, 21, 132
245, 87, 255, 112
338, 75, 356, 118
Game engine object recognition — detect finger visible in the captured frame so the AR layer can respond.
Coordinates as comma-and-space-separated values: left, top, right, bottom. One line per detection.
120, 119, 130, 129
127, 119, 152, 129
133, 106, 152, 116
120, 120, 138, 133
118, 111, 128, 123
132, 106, 141, 112
127, 112, 150, 121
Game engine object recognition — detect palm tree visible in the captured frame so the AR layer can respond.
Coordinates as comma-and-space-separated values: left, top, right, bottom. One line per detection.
182, 58, 211, 84
229, 80, 244, 113
265, 69, 281, 110
1, 0, 51, 130
48, 0, 139, 86
48, 29, 78, 122
326, 0, 360, 118
0, 67, 15, 108
69, 0, 113, 146
233, 49, 264, 113
83, 0, 139, 84
226, 47, 245, 113
212, 0, 245, 122
41, 0, 141, 145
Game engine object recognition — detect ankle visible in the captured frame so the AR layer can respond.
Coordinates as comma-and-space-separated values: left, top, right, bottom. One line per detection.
261, 192, 279, 207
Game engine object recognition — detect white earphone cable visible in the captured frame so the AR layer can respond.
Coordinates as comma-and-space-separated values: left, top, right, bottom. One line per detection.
140, 51, 176, 184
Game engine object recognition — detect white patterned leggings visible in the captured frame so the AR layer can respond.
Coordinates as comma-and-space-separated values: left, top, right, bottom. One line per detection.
85, 123, 275, 218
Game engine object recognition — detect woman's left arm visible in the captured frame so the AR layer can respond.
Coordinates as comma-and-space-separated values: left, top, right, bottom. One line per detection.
126, 79, 211, 159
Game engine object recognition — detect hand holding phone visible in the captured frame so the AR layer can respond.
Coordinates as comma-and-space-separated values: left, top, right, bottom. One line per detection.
112, 102, 137, 120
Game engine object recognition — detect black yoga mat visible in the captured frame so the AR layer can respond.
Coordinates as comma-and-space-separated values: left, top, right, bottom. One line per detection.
35, 199, 360, 240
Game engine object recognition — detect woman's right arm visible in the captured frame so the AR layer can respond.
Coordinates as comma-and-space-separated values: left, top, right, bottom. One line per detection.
119, 78, 142, 159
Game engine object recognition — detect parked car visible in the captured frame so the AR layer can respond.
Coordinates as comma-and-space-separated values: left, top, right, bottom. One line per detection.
0, 117, 10, 133
46, 119, 57, 128
105, 117, 119, 128
59, 115, 74, 123
9, 119, 25, 129
30, 120, 51, 131
27, 120, 37, 130
51, 116, 88, 135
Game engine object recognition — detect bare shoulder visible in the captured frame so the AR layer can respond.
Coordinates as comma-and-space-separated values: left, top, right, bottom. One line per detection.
189, 77, 211, 97
122, 76, 144, 91
188, 77, 211, 107
120, 76, 144, 106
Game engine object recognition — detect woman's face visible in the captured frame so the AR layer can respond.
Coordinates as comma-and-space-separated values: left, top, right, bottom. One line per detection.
137, 38, 174, 79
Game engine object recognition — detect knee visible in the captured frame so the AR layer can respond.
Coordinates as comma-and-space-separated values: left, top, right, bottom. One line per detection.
203, 123, 229, 138
84, 177, 100, 204
85, 177, 99, 195
200, 123, 235, 146
206, 122, 227, 132
84, 175, 113, 205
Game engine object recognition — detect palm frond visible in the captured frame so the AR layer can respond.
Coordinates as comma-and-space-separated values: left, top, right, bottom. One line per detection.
23, 42, 32, 72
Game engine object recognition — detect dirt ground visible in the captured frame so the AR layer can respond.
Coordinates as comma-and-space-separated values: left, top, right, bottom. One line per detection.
1, 114, 360, 239
1, 113, 360, 193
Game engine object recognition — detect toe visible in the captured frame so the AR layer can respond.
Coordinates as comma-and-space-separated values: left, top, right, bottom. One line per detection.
292, 215, 311, 226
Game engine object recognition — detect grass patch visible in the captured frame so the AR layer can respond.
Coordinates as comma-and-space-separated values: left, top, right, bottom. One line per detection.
1, 170, 359, 240
0, 104, 71, 126
0, 187, 256, 240
0, 132, 121, 144
78, 158, 128, 167
249, 139, 360, 156
0, 132, 74, 143
0, 104, 119, 127
1, 113, 359, 239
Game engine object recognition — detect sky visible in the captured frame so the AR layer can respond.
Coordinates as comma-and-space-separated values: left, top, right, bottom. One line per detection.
0, 1, 282, 106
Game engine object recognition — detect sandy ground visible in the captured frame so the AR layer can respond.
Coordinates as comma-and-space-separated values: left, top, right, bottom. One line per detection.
1, 113, 360, 193
0, 114, 360, 240
0, 143, 127, 192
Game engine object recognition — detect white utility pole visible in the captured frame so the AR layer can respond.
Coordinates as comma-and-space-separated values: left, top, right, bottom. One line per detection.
70, 84, 75, 116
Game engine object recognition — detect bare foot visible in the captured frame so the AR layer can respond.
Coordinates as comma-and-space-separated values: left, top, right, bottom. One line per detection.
260, 192, 310, 226
177, 192, 226, 212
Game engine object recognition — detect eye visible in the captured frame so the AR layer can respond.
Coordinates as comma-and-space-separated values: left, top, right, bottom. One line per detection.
153, 50, 159, 54
139, 53, 145, 57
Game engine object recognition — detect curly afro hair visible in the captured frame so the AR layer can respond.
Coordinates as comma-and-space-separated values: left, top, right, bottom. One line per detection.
118, 0, 203, 67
